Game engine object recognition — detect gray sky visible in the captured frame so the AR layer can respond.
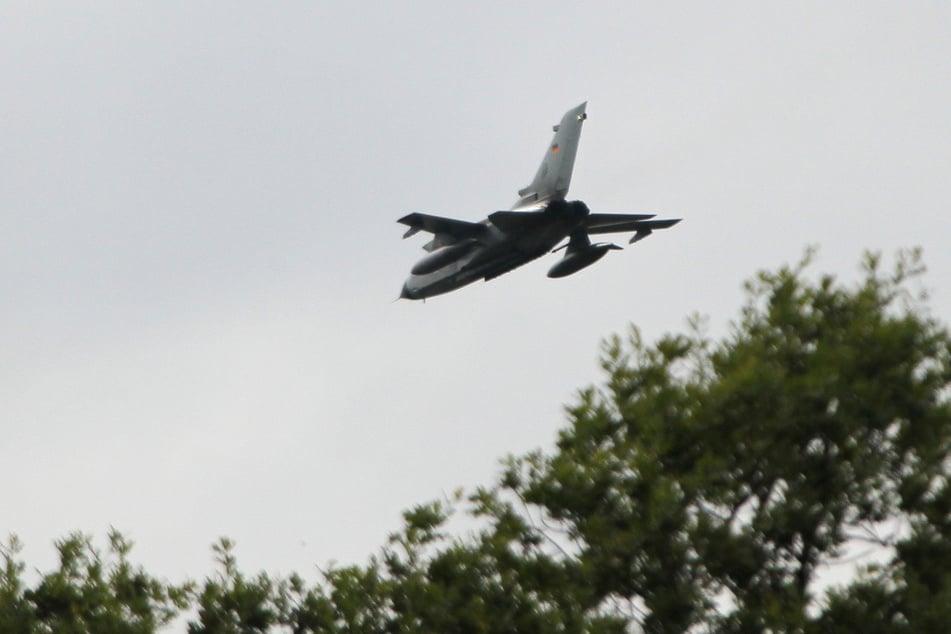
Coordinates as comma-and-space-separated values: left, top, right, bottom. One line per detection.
3, 2, 950, 584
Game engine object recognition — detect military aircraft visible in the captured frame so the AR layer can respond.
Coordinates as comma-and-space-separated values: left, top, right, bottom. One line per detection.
398, 102, 680, 300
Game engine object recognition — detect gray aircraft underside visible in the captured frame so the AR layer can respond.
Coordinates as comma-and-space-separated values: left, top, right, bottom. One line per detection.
398, 102, 680, 300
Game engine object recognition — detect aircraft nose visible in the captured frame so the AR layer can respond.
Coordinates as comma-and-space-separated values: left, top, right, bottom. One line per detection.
400, 282, 416, 300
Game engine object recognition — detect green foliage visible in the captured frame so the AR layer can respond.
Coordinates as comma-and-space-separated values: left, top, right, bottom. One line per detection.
4, 250, 950, 632
0, 529, 189, 633
188, 538, 280, 633
0, 535, 33, 633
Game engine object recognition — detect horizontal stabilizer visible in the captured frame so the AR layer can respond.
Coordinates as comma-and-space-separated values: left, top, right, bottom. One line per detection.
630, 230, 651, 244
628, 219, 682, 243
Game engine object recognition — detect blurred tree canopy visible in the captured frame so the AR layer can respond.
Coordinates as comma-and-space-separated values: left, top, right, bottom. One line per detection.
3, 250, 950, 633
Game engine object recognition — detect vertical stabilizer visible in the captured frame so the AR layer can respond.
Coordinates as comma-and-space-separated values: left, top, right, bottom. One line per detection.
513, 102, 587, 210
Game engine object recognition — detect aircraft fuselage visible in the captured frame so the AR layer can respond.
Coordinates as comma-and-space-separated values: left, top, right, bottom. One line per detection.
400, 200, 589, 300
397, 102, 681, 300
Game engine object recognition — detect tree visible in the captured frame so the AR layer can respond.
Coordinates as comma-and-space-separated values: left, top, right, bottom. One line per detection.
0, 530, 190, 633
357, 248, 951, 632
4, 250, 950, 632
493, 248, 951, 632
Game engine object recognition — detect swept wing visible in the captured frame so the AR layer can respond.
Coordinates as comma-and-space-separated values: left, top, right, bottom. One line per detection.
398, 212, 486, 239
585, 215, 682, 244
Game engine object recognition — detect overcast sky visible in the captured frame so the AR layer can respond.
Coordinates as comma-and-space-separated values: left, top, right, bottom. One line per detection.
3, 2, 950, 585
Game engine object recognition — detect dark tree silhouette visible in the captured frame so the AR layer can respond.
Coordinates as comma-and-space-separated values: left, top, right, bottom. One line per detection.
3, 250, 949, 632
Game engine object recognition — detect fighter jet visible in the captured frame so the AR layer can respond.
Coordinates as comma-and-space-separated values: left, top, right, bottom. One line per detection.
398, 102, 680, 300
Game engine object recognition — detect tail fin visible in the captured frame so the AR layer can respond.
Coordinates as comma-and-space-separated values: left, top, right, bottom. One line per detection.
513, 102, 587, 210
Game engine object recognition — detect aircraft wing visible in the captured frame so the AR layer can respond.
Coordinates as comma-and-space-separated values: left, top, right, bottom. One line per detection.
584, 213, 655, 232
398, 213, 488, 240
584, 214, 682, 244
586, 215, 680, 234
